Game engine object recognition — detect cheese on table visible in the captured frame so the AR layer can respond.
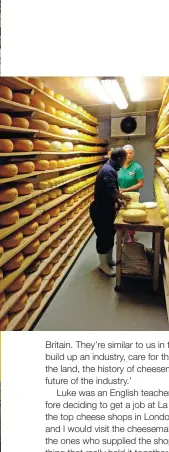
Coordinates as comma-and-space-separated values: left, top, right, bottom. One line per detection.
23, 239, 40, 255
28, 78, 44, 90
126, 202, 146, 210
0, 187, 18, 203
0, 315, 9, 331
0, 164, 18, 177
3, 252, 24, 271
0, 139, 14, 152
0, 85, 12, 100
0, 113, 12, 126
15, 182, 34, 195
18, 201, 36, 216
29, 119, 49, 131
12, 118, 29, 129
12, 93, 30, 105
21, 221, 39, 236
6, 273, 26, 292
9, 293, 28, 313
122, 209, 147, 223
17, 161, 35, 174
34, 160, 49, 171
13, 139, 34, 152
1, 231, 23, 249
33, 140, 50, 151
27, 276, 42, 293
0, 209, 19, 225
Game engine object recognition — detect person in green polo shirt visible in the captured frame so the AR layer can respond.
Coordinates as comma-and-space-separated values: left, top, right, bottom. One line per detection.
118, 144, 144, 242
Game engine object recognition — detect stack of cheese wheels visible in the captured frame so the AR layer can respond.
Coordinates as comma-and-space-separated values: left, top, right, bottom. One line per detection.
122, 209, 147, 223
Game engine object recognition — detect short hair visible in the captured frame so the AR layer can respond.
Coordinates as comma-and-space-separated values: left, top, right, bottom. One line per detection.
123, 144, 135, 152
110, 147, 126, 162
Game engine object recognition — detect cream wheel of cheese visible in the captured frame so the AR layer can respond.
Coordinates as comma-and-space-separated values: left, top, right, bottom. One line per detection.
49, 141, 62, 151
163, 216, 169, 229
126, 202, 146, 210
122, 209, 147, 223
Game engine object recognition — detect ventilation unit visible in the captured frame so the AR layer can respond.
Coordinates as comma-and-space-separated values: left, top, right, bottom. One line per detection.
111, 115, 146, 137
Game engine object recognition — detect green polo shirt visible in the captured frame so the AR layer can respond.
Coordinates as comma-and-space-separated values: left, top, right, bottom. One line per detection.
118, 161, 144, 191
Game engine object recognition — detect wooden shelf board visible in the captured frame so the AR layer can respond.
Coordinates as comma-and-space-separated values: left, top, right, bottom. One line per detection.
0, 189, 42, 213
0, 150, 106, 157
39, 130, 106, 146
0, 77, 98, 126
156, 157, 169, 172
0, 125, 38, 136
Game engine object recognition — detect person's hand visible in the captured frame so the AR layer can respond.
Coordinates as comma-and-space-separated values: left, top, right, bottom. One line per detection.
124, 195, 131, 202
119, 188, 125, 193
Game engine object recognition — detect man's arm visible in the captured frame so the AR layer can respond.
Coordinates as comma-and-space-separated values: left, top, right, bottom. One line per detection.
104, 173, 131, 201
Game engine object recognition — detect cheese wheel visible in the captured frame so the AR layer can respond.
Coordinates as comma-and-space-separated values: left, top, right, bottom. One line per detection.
60, 217, 67, 225
43, 87, 55, 97
165, 227, 169, 242
18, 201, 36, 216
38, 213, 50, 224
126, 202, 146, 210
48, 125, 61, 134
49, 141, 62, 151
160, 208, 168, 219
29, 119, 49, 131
23, 239, 40, 255
0, 292, 5, 308
55, 93, 65, 102
30, 97, 45, 111
27, 276, 42, 293
3, 252, 24, 271
6, 273, 26, 292
61, 142, 74, 151
0, 315, 9, 331
0, 269, 3, 280
1, 231, 23, 249
17, 161, 35, 174
28, 78, 44, 90
0, 113, 12, 126
0, 164, 18, 178
39, 230, 51, 242
16, 182, 34, 195
45, 105, 56, 115
12, 117, 29, 129
49, 160, 58, 170
13, 139, 33, 152
51, 239, 61, 248
33, 140, 49, 151
14, 313, 28, 330
0, 209, 19, 226
29, 295, 43, 310
22, 221, 38, 236
53, 268, 62, 278
48, 189, 59, 199
49, 223, 60, 233
0, 245, 4, 256
43, 278, 54, 292
0, 139, 13, 153
122, 209, 147, 223
60, 202, 67, 211
60, 245, 69, 254
0, 187, 18, 203
49, 207, 60, 217
12, 93, 30, 105
52, 253, 61, 264
9, 293, 28, 313
34, 160, 49, 171
0, 85, 12, 100
39, 247, 52, 259
67, 199, 74, 207
41, 263, 53, 276
163, 216, 169, 229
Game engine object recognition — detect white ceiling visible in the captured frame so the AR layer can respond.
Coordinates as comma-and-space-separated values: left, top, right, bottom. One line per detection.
39, 76, 168, 119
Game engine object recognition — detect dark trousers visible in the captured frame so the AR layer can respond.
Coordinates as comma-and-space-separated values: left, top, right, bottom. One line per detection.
90, 202, 116, 254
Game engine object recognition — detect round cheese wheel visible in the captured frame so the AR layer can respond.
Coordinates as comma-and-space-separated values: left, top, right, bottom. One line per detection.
122, 209, 147, 223
48, 189, 60, 199
49, 223, 60, 233
163, 216, 169, 229
160, 208, 168, 219
55, 93, 65, 102
13, 139, 33, 152
34, 160, 49, 171
41, 263, 53, 276
51, 238, 61, 248
9, 293, 28, 313
29, 295, 43, 310
39, 230, 51, 242
165, 227, 169, 242
29, 119, 49, 131
49, 207, 60, 217
0, 292, 6, 308
0, 209, 19, 226
25, 260, 40, 274
30, 97, 45, 111
12, 93, 30, 105
16, 182, 34, 195
14, 313, 28, 330
23, 239, 40, 255
1, 231, 23, 249
48, 125, 61, 134
38, 213, 50, 224
22, 221, 39, 236
28, 78, 44, 90
43, 87, 55, 97
43, 278, 54, 292
49, 141, 62, 151
39, 247, 52, 259
6, 273, 26, 292
45, 105, 56, 115
18, 201, 36, 216
17, 161, 35, 174
0, 187, 18, 203
60, 217, 67, 225
0, 164, 18, 178
3, 252, 24, 271
49, 160, 58, 170
0, 269, 3, 280
52, 253, 61, 264
126, 202, 146, 210
0, 315, 9, 331
33, 140, 49, 151
60, 245, 69, 254
12, 117, 29, 129
0, 139, 14, 152
0, 85, 12, 100
61, 142, 74, 151
60, 202, 67, 212
0, 245, 4, 256
27, 276, 42, 293
0, 113, 12, 126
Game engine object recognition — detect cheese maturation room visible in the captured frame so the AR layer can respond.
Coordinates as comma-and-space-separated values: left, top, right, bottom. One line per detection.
0, 76, 169, 331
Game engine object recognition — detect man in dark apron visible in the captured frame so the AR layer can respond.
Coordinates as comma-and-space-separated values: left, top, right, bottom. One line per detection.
90, 148, 131, 276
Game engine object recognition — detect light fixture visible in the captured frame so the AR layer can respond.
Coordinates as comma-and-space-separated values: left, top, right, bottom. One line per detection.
83, 77, 112, 104
101, 78, 128, 109
124, 76, 144, 101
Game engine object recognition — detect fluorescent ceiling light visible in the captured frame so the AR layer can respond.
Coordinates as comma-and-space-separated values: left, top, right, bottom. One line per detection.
124, 76, 144, 101
83, 77, 112, 104
101, 79, 128, 109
